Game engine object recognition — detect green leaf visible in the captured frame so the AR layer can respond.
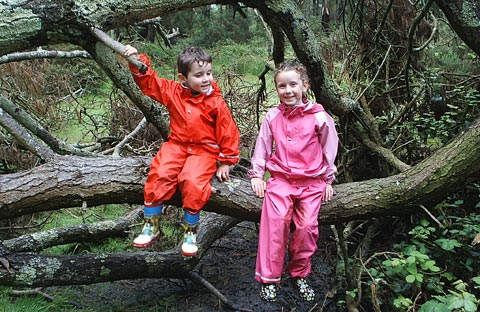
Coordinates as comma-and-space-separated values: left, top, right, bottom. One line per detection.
464, 300, 478, 312
406, 274, 416, 283
472, 276, 480, 285
420, 260, 441, 272
416, 273, 424, 283
419, 300, 450, 312
434, 238, 462, 251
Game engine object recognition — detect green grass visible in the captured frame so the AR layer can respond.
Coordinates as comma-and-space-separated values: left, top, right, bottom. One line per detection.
0, 287, 79, 312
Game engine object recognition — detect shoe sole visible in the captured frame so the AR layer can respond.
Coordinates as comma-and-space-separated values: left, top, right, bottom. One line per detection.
181, 250, 198, 257
132, 234, 161, 248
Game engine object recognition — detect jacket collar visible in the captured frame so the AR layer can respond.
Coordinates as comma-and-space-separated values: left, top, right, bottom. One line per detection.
181, 81, 221, 98
279, 100, 324, 116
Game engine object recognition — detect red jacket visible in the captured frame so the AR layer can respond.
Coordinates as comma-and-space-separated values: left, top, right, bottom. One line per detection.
130, 54, 240, 165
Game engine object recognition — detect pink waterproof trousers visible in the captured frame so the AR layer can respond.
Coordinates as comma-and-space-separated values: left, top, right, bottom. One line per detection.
255, 176, 326, 284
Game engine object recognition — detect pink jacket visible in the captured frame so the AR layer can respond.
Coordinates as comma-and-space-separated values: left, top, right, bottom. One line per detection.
248, 101, 338, 184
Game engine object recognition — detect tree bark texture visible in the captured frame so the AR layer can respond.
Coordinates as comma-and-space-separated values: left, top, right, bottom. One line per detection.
1, 0, 480, 289
433, 0, 480, 57
0, 213, 240, 287
1, 120, 479, 224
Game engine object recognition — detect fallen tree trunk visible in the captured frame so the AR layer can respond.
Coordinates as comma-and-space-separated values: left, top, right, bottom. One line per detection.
0, 213, 240, 287
1, 120, 479, 224
3, 208, 143, 253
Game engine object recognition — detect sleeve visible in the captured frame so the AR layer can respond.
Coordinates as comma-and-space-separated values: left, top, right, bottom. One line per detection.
247, 114, 274, 179
215, 100, 240, 166
128, 54, 174, 106
317, 112, 339, 185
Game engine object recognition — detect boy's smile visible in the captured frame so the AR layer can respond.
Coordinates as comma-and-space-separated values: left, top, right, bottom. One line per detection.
181, 61, 213, 94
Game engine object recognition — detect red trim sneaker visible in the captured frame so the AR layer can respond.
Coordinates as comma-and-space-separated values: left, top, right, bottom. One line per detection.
133, 220, 161, 248
181, 226, 198, 257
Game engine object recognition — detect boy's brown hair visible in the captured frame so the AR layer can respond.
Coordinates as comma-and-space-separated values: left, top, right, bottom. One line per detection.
177, 46, 212, 76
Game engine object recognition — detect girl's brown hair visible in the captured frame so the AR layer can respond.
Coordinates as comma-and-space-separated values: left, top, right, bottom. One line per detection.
273, 60, 310, 85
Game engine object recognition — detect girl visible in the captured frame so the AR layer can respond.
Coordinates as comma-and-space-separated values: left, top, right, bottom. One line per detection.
248, 60, 338, 302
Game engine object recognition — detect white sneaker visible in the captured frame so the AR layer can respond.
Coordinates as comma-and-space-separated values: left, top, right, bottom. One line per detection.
133, 222, 160, 248
181, 229, 198, 256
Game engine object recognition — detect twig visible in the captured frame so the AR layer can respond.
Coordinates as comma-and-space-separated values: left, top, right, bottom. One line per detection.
11, 288, 54, 301
10, 287, 83, 308
189, 271, 252, 312
112, 117, 148, 156
413, 13, 438, 52
355, 44, 392, 102
419, 204, 444, 229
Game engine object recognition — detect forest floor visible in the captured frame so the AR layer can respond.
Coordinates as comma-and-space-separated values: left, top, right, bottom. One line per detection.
57, 221, 341, 312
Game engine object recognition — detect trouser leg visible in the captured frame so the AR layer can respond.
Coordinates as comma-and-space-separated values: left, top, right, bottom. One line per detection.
255, 177, 293, 284
286, 180, 325, 278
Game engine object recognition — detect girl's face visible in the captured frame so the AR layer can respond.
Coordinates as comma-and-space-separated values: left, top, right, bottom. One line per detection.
275, 70, 309, 106
179, 61, 214, 94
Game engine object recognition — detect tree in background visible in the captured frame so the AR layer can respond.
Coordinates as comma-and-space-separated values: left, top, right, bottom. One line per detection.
0, 1, 479, 311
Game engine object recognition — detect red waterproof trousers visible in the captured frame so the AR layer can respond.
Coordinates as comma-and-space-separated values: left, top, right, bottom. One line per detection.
144, 141, 217, 212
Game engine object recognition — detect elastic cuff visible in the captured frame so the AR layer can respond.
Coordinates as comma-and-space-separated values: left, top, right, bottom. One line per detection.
144, 205, 163, 217
183, 209, 200, 225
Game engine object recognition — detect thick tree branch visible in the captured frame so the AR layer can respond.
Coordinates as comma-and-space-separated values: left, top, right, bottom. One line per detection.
434, 0, 480, 57
1, 120, 478, 224
0, 213, 240, 287
0, 96, 94, 157
0, 108, 56, 161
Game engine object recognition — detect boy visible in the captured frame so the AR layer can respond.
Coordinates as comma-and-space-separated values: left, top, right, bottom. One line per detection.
124, 45, 240, 257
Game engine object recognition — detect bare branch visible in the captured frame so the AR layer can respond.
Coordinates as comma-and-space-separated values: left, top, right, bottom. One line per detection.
0, 108, 56, 161
0, 95, 95, 157
111, 117, 148, 157
0, 49, 90, 65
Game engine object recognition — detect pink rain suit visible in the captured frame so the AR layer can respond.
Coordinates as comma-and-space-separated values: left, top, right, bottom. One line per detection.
248, 100, 338, 284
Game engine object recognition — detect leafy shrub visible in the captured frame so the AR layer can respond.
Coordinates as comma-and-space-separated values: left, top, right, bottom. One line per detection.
366, 193, 480, 311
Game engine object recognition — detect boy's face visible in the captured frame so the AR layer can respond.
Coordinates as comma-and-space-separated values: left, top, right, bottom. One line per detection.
275, 70, 309, 106
178, 61, 213, 94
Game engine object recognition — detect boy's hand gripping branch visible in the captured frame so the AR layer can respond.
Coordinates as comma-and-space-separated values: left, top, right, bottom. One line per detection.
90, 27, 147, 74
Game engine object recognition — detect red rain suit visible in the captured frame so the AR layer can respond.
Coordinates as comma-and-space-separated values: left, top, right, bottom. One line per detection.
248, 101, 338, 283
130, 55, 240, 212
